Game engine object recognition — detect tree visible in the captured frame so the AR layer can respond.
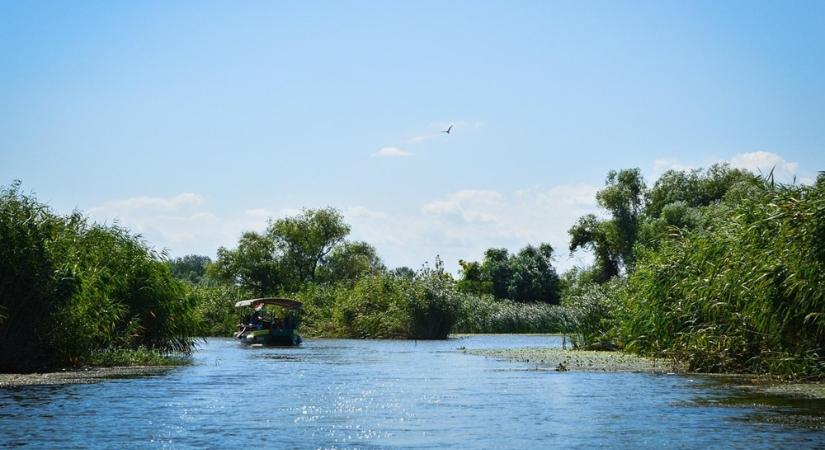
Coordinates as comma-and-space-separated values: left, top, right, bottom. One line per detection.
645, 163, 757, 218
270, 207, 350, 285
569, 168, 646, 279
481, 248, 512, 299
211, 208, 352, 294
168, 254, 212, 284
211, 231, 282, 294
456, 259, 491, 295
457, 243, 562, 303
506, 244, 561, 303
390, 266, 416, 280
317, 241, 385, 284
568, 214, 620, 282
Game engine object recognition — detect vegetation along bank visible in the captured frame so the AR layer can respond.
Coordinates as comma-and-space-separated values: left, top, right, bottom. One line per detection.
2, 165, 823, 379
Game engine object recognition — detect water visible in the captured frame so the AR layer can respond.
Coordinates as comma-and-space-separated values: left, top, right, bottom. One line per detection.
1, 335, 823, 449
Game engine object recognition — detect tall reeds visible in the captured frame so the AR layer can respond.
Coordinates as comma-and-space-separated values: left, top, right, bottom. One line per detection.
620, 178, 825, 377
0, 183, 199, 372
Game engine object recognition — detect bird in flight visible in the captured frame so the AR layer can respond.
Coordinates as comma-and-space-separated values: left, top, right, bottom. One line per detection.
442, 125, 453, 134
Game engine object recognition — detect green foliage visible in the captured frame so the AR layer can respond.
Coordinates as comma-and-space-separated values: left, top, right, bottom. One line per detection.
561, 275, 623, 349
211, 231, 282, 294
644, 163, 757, 218
0, 182, 198, 372
168, 254, 212, 284
295, 261, 463, 340
506, 244, 560, 303
331, 274, 409, 338
456, 260, 491, 295
316, 241, 385, 285
212, 208, 355, 294
405, 259, 462, 339
569, 169, 646, 278
271, 207, 351, 285
619, 179, 825, 378
189, 284, 252, 336
568, 215, 620, 282
482, 248, 512, 299
454, 295, 572, 334
457, 243, 561, 303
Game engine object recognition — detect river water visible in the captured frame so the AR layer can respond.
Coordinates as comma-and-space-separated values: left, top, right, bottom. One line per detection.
1, 335, 823, 449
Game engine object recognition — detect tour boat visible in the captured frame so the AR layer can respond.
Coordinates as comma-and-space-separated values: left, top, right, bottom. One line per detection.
234, 298, 303, 346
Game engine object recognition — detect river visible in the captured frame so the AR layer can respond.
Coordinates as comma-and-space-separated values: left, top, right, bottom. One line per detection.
1, 335, 823, 448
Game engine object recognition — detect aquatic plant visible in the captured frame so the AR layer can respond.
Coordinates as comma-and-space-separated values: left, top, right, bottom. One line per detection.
0, 182, 199, 372
405, 259, 462, 339
619, 176, 825, 378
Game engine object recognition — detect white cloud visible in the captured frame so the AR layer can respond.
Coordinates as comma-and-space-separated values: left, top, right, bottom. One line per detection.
648, 151, 808, 185
88, 192, 204, 213
371, 147, 412, 158
728, 151, 801, 183
346, 184, 600, 273
83, 151, 811, 274
87, 193, 270, 257
651, 159, 696, 178
87, 182, 601, 273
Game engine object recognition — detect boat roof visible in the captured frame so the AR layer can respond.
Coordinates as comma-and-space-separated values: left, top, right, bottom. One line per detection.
234, 297, 304, 310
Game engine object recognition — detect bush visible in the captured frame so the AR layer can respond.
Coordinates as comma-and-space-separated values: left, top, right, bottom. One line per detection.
0, 183, 199, 372
619, 179, 825, 378
190, 284, 252, 336
405, 262, 462, 339
332, 274, 409, 338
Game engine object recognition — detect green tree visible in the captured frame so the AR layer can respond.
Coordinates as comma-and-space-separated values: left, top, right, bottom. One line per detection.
391, 266, 416, 280
569, 168, 646, 279
481, 248, 512, 299
645, 163, 757, 218
506, 244, 560, 303
168, 254, 212, 284
456, 259, 491, 295
211, 231, 282, 294
457, 243, 562, 302
270, 207, 351, 286
568, 214, 620, 282
211, 207, 351, 294
317, 241, 385, 284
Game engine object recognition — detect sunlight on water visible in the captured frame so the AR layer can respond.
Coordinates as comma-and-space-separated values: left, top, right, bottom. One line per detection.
1, 336, 823, 449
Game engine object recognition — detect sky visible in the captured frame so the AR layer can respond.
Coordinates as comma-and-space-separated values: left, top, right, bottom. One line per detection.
1, 0, 824, 273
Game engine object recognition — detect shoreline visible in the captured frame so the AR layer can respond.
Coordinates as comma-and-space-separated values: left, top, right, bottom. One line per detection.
465, 346, 825, 400
0, 366, 177, 388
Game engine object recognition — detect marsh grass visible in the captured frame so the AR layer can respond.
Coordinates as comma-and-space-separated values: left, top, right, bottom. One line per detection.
620, 178, 825, 378
86, 347, 191, 367
0, 182, 199, 372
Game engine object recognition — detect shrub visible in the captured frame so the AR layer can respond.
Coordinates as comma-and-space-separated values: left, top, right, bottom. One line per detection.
0, 183, 199, 372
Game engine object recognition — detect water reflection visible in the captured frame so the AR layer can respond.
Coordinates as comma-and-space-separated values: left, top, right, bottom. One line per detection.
0, 335, 823, 449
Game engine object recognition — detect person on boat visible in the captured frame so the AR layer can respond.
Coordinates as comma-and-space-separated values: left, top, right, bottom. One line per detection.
249, 310, 263, 330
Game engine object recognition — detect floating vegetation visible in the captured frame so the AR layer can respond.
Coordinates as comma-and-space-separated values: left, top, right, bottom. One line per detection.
465, 347, 684, 373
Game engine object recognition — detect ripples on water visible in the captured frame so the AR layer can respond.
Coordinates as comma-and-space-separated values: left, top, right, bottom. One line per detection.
1, 335, 823, 449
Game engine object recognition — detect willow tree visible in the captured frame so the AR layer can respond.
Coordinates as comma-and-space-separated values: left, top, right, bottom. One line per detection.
211, 207, 352, 294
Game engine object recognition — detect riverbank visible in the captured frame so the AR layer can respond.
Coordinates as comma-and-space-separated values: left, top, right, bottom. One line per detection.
0, 366, 178, 388
466, 346, 825, 401
465, 346, 686, 373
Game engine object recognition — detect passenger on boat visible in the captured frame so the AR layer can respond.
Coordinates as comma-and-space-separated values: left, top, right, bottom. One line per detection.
249, 310, 263, 330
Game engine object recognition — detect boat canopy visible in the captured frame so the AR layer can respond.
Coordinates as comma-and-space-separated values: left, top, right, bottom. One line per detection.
234, 297, 304, 310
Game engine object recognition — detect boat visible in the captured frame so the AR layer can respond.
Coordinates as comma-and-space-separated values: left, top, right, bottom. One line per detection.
233, 297, 304, 346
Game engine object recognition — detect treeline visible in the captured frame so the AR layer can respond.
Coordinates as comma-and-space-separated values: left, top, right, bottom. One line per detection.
562, 165, 825, 379
0, 182, 199, 372
5, 162, 824, 379
175, 207, 568, 339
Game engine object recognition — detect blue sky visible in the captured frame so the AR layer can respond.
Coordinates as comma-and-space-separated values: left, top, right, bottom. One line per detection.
2, 1, 823, 271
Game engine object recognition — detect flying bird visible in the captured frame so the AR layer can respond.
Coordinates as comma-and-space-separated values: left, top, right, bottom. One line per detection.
442, 125, 453, 134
